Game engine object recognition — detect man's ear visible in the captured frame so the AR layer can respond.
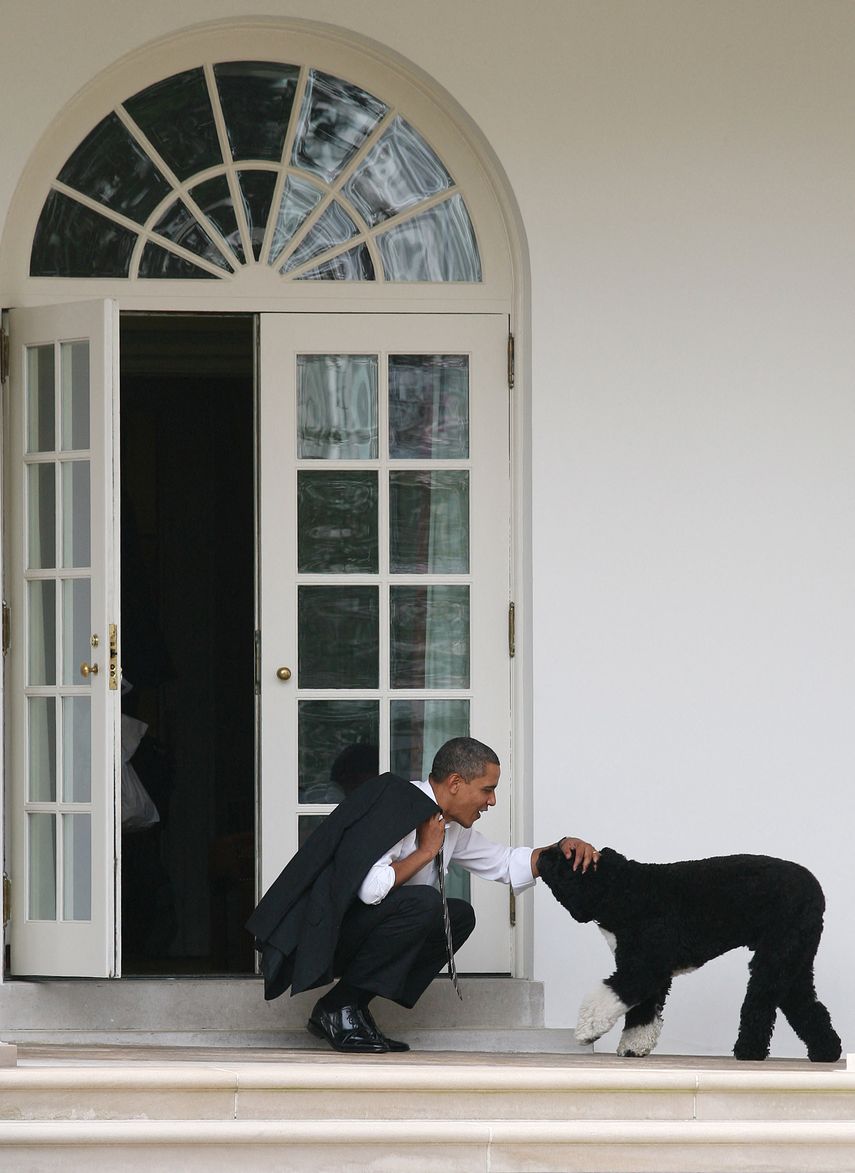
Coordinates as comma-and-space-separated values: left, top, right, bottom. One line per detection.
447, 773, 462, 794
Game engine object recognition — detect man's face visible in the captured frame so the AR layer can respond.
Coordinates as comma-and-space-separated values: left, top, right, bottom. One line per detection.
445, 763, 500, 828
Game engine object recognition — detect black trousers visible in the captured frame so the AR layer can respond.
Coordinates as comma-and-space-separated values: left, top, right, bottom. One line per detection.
332, 885, 476, 1009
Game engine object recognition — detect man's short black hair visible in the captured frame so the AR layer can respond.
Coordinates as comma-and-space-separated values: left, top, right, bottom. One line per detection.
430, 737, 500, 783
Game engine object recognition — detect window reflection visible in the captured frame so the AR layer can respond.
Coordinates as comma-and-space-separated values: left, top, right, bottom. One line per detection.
388, 355, 469, 459
214, 61, 299, 163
292, 70, 387, 184
298, 471, 378, 572
33, 63, 482, 283
297, 355, 378, 459
389, 471, 469, 573
298, 585, 379, 689
377, 195, 481, 282
390, 585, 470, 689
299, 700, 379, 802
282, 201, 359, 272
344, 117, 452, 227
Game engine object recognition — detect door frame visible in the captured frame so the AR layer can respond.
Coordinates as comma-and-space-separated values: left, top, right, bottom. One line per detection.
0, 16, 534, 985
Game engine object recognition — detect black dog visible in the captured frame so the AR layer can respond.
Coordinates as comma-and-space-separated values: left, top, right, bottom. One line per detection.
538, 846, 842, 1062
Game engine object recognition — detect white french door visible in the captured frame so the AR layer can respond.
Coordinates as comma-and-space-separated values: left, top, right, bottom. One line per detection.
258, 313, 513, 971
6, 300, 120, 977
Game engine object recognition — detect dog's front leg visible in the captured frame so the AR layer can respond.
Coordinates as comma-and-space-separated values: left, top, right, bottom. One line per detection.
617, 981, 672, 1057
576, 961, 670, 1048
575, 977, 630, 1045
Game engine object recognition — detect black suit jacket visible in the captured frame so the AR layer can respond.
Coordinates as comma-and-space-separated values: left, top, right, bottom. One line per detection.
246, 772, 439, 1000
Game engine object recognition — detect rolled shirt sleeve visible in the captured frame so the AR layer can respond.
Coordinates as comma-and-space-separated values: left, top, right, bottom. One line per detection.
451, 825, 536, 894
357, 832, 414, 905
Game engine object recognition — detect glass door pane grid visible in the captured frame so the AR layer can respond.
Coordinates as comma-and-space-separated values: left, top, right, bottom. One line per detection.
22, 338, 94, 924
295, 349, 473, 830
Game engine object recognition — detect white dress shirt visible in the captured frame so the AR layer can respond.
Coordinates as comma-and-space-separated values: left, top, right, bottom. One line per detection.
357, 779, 537, 905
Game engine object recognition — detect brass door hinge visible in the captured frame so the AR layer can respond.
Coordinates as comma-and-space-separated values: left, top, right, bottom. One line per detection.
0, 328, 8, 385
1, 601, 9, 656
508, 601, 516, 658
2, 874, 10, 928
507, 332, 515, 390
509, 889, 516, 928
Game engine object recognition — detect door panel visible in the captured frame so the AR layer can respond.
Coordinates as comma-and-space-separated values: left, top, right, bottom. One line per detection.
259, 313, 512, 971
7, 301, 120, 977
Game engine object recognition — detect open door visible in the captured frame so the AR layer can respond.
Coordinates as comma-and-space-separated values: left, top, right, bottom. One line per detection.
6, 300, 120, 977
258, 312, 514, 972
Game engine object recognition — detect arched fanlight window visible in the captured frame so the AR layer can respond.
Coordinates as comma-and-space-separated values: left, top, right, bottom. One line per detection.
30, 62, 482, 282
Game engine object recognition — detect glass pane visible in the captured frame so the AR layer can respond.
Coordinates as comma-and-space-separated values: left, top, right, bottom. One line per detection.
269, 175, 323, 261
28, 696, 57, 802
299, 814, 327, 849
152, 201, 232, 272
63, 696, 91, 803
62, 578, 91, 686
298, 700, 379, 802
61, 342, 90, 451
298, 471, 378, 572
189, 175, 246, 265
124, 67, 222, 181
214, 61, 300, 162
298, 586, 379, 688
343, 116, 453, 227
377, 194, 481, 282
295, 244, 375, 281
57, 111, 172, 224
30, 190, 137, 278
62, 461, 91, 568
389, 471, 469, 573
236, 170, 278, 260
28, 813, 57, 921
138, 244, 219, 279
27, 345, 55, 453
389, 355, 469, 459
297, 355, 378, 459
27, 463, 56, 570
28, 580, 56, 686
390, 585, 470, 688
63, 814, 92, 921
390, 698, 470, 780
282, 202, 358, 272
292, 70, 387, 184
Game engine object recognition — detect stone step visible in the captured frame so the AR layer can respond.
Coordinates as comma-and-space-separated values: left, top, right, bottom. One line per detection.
0, 1027, 586, 1052
0, 975, 543, 1037
2, 1060, 853, 1124
2, 1117, 855, 1172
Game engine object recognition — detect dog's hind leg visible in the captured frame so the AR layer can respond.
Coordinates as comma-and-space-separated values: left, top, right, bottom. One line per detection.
778, 968, 842, 1063
733, 945, 781, 1060
617, 980, 672, 1057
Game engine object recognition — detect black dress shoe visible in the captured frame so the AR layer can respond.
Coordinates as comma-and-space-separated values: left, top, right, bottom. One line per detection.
360, 1006, 410, 1052
307, 1003, 388, 1054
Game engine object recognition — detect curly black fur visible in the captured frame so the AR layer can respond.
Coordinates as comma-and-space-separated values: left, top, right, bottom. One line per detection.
538, 846, 842, 1062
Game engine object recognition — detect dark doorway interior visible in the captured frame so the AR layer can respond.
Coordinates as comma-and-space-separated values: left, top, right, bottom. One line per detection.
119, 314, 255, 974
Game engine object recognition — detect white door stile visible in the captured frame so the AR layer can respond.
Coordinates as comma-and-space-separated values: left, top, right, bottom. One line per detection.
7, 300, 120, 978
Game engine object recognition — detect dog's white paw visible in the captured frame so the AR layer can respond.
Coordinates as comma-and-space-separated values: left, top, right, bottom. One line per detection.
617, 1016, 663, 1057
575, 982, 628, 1045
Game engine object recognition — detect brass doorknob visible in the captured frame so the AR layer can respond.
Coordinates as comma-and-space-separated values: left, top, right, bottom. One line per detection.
276, 666, 292, 681
80, 662, 99, 678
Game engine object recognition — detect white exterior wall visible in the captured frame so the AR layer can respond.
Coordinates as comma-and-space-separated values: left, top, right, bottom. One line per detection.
1, 0, 854, 1057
